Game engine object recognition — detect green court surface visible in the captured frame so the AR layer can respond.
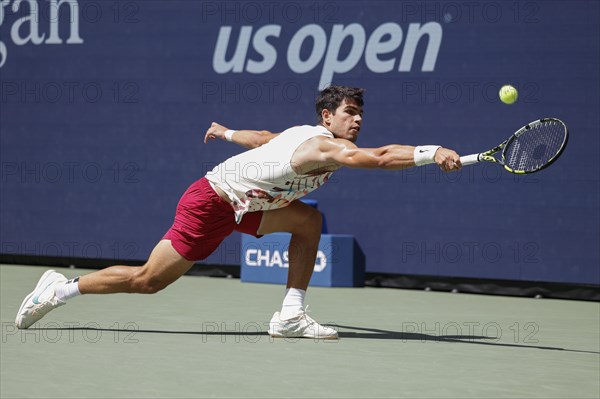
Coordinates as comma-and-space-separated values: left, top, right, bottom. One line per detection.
1, 264, 598, 398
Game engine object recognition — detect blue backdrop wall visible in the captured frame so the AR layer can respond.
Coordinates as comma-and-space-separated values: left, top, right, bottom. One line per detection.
1, 0, 598, 285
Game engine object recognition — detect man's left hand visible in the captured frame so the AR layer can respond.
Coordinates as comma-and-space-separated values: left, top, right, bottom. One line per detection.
204, 122, 228, 143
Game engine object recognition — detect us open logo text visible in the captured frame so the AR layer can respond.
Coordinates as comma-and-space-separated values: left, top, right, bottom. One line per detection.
213, 21, 443, 89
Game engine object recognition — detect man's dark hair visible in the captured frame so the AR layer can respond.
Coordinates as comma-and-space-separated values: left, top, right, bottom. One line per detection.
315, 86, 365, 123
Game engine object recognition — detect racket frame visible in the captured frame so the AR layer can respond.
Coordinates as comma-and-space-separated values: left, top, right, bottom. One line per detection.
461, 118, 569, 174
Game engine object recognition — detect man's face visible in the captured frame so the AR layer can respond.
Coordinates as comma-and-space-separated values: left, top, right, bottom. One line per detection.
322, 98, 363, 142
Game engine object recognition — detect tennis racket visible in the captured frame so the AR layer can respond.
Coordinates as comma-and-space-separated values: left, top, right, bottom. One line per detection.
459, 118, 568, 174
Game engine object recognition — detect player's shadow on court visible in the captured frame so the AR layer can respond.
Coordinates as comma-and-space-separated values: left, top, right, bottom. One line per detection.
30, 326, 599, 355
333, 324, 600, 354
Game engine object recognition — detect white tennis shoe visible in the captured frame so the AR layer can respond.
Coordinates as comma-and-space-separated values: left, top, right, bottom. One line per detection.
15, 270, 67, 329
269, 307, 338, 340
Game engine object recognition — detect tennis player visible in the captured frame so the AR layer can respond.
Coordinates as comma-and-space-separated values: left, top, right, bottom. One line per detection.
15, 86, 461, 339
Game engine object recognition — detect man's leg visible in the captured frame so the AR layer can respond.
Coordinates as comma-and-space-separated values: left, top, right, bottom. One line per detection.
15, 240, 194, 328
78, 240, 194, 294
257, 201, 337, 339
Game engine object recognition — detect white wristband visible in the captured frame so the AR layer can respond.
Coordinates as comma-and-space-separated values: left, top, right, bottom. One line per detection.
414, 145, 441, 166
224, 129, 236, 142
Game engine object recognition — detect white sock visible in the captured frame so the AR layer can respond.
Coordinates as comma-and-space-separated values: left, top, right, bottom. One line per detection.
280, 288, 305, 319
54, 277, 82, 301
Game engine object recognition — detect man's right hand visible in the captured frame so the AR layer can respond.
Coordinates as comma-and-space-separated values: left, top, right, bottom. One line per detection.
434, 147, 462, 172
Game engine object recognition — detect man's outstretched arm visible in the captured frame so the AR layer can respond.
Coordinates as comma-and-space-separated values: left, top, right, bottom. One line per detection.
317, 138, 461, 172
204, 122, 278, 149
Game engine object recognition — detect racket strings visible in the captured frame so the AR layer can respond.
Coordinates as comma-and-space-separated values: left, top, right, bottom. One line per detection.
504, 121, 566, 172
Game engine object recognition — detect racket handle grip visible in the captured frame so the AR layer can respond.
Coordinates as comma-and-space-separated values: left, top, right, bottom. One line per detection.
460, 154, 480, 166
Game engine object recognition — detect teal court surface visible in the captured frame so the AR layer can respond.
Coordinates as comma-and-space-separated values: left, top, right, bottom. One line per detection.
1, 265, 599, 398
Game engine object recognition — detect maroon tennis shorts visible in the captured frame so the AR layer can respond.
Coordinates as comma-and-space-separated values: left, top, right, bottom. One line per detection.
163, 177, 263, 261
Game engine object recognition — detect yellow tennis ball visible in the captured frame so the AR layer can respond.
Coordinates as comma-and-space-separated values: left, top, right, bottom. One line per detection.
499, 85, 518, 105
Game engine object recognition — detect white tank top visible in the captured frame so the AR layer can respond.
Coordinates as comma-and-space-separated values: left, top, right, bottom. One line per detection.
206, 125, 334, 223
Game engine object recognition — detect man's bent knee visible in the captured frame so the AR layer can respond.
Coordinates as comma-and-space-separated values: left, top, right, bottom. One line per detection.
131, 267, 171, 294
